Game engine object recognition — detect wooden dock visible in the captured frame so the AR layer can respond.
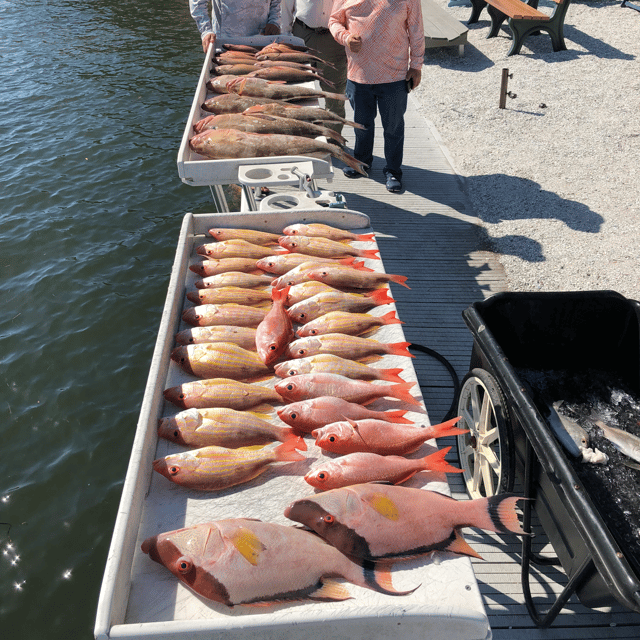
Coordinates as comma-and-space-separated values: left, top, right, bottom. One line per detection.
329, 96, 640, 638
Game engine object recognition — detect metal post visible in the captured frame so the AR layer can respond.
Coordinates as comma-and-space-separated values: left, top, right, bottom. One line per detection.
499, 68, 510, 109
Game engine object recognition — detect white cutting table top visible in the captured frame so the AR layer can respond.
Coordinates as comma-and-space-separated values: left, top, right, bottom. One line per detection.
94, 210, 492, 640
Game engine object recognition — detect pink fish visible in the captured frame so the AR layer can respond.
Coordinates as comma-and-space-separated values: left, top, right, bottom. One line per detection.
274, 354, 405, 383
287, 289, 394, 324
153, 440, 304, 491
207, 227, 281, 245
306, 264, 410, 290
284, 484, 526, 561
174, 325, 257, 349
189, 257, 262, 277
255, 253, 341, 275
275, 373, 420, 406
282, 223, 375, 242
284, 333, 414, 361
305, 447, 462, 490
277, 396, 412, 433
195, 239, 279, 260
312, 416, 466, 455
182, 303, 267, 328
297, 310, 403, 337
272, 259, 369, 290
194, 271, 275, 289
278, 235, 380, 260
141, 519, 416, 606
255, 286, 294, 366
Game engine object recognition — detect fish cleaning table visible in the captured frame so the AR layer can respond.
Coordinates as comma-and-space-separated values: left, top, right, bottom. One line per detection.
94, 209, 493, 640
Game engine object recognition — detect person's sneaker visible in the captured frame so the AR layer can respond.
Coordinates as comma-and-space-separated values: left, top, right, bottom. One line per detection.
385, 174, 402, 193
343, 167, 361, 178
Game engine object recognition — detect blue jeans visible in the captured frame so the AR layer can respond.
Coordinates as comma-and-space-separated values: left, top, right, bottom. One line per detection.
346, 79, 408, 178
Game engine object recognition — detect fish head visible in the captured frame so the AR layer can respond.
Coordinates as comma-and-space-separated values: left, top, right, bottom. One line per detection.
158, 409, 203, 445
163, 385, 191, 409
255, 256, 286, 274
312, 422, 355, 453
182, 306, 206, 327
278, 236, 309, 253
276, 401, 314, 429
175, 329, 198, 345
170, 346, 197, 376
285, 337, 322, 359
141, 523, 232, 605
284, 489, 370, 558
274, 375, 314, 402
304, 461, 342, 489
274, 359, 312, 377
153, 451, 199, 484
287, 299, 321, 324
282, 224, 305, 236
208, 228, 229, 241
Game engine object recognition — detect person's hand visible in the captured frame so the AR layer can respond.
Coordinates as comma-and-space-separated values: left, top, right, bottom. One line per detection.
263, 23, 281, 36
347, 34, 362, 53
202, 32, 216, 54
406, 67, 422, 90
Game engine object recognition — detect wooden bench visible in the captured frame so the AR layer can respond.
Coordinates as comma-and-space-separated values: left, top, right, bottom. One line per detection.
468, 0, 571, 56
421, 0, 469, 56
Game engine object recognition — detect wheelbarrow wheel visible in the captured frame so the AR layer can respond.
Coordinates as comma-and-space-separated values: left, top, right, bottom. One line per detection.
457, 368, 515, 498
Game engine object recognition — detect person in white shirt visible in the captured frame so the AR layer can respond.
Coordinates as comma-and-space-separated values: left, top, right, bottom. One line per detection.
282, 0, 347, 134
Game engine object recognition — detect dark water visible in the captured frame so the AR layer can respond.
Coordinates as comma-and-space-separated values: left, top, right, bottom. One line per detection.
0, 2, 217, 637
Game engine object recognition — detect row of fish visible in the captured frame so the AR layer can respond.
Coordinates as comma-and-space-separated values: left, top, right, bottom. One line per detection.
143, 220, 526, 608
189, 43, 370, 175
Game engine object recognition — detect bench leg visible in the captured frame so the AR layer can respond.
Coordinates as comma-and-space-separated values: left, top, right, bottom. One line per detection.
468, 0, 488, 24
487, 4, 508, 38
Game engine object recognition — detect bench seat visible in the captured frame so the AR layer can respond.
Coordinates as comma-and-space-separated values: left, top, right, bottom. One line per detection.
422, 0, 469, 56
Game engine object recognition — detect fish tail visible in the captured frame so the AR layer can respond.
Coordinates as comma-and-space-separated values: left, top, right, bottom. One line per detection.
386, 342, 415, 358
362, 560, 420, 596
271, 285, 291, 303
355, 232, 376, 241
467, 494, 527, 536
331, 147, 369, 176
382, 410, 413, 424
324, 128, 347, 146
380, 310, 404, 326
388, 274, 410, 289
421, 447, 463, 474
425, 416, 468, 439
389, 381, 420, 406
274, 439, 306, 462
378, 368, 405, 383
358, 248, 380, 260
368, 288, 395, 306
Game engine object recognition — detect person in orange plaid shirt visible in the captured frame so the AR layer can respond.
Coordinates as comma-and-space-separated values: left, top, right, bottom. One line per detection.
329, 0, 424, 192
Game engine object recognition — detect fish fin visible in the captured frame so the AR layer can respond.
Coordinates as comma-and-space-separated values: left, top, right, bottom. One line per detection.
388, 274, 410, 289
380, 310, 404, 325
271, 284, 291, 303
379, 368, 405, 383
289, 435, 307, 451
368, 288, 395, 306
274, 439, 306, 462
363, 561, 420, 596
425, 416, 468, 439
359, 354, 383, 364
363, 492, 400, 520
386, 342, 415, 358
350, 260, 376, 273
392, 471, 420, 485
251, 403, 277, 415
358, 248, 380, 260
338, 256, 357, 266
309, 579, 353, 602
229, 526, 267, 566
382, 410, 413, 424
321, 91, 347, 101
446, 529, 483, 559
389, 381, 421, 406
355, 232, 376, 241
422, 446, 464, 474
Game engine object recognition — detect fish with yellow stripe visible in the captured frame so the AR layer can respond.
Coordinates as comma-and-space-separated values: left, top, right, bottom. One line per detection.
278, 235, 380, 260
153, 440, 305, 491
287, 289, 394, 324
284, 483, 526, 562
285, 333, 414, 361
186, 286, 272, 307
296, 310, 403, 337
194, 271, 274, 290
158, 407, 305, 449
282, 223, 375, 242
195, 239, 281, 260
175, 325, 257, 349
170, 342, 271, 381
141, 519, 418, 606
182, 303, 267, 328
208, 227, 281, 245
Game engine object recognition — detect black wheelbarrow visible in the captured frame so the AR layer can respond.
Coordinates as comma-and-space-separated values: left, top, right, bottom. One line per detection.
456, 290, 640, 627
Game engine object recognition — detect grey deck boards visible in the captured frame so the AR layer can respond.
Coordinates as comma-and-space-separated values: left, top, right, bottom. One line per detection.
421, 0, 469, 50
331, 96, 640, 638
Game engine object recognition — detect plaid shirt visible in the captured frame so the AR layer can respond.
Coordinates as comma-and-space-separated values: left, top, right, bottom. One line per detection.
329, 0, 424, 84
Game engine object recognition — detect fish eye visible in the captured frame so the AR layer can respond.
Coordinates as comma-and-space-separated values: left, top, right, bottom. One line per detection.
309, 329, 318, 335
287, 369, 298, 376
177, 558, 193, 574
297, 349, 306, 356
178, 394, 185, 399
318, 472, 327, 480
329, 436, 336, 443
323, 514, 335, 524
290, 412, 297, 419
173, 430, 179, 438
286, 384, 294, 391
290, 242, 298, 248
169, 466, 180, 475
269, 344, 277, 351
298, 313, 306, 319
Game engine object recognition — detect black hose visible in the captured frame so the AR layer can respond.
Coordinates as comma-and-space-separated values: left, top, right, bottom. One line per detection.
408, 343, 461, 423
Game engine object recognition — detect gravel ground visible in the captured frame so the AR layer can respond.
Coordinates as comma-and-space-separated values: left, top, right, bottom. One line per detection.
412, 0, 640, 300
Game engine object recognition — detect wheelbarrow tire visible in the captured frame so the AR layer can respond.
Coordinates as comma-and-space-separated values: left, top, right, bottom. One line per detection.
456, 367, 515, 499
